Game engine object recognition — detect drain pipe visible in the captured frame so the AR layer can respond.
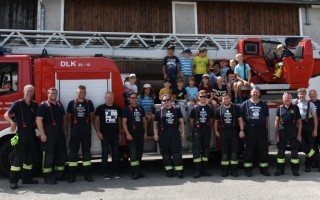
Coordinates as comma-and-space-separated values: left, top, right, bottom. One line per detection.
40, 0, 45, 30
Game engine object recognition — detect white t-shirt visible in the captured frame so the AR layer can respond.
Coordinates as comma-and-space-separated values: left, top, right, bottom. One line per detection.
124, 82, 137, 94
292, 99, 316, 120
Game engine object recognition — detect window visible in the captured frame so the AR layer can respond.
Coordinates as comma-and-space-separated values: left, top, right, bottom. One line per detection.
244, 42, 259, 55
0, 62, 18, 95
172, 2, 198, 34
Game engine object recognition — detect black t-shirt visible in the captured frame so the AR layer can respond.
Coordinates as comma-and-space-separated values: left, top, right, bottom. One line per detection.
67, 99, 95, 127
226, 68, 236, 81
212, 85, 227, 98
155, 106, 183, 128
173, 88, 187, 100
95, 104, 122, 134
276, 104, 301, 125
8, 99, 38, 131
189, 105, 214, 127
240, 100, 269, 126
36, 101, 65, 127
122, 105, 145, 131
215, 105, 241, 128
163, 56, 180, 77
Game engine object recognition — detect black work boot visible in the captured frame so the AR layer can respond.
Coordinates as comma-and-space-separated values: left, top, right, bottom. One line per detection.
165, 170, 174, 178
9, 171, 20, 189
54, 172, 68, 181
244, 168, 252, 177
260, 167, 271, 176
22, 169, 39, 184
274, 164, 285, 176
193, 162, 202, 178
221, 165, 229, 177
202, 161, 212, 177
67, 174, 76, 183
176, 170, 184, 179
131, 166, 140, 180
44, 173, 57, 185
230, 165, 239, 177
291, 163, 300, 176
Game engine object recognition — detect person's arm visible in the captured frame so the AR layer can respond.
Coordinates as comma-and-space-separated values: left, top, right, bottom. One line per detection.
4, 111, 17, 132
122, 118, 133, 141
162, 65, 167, 80
312, 111, 318, 137
238, 117, 245, 138
143, 117, 148, 140
94, 115, 103, 140
36, 116, 46, 142
64, 113, 71, 138
297, 119, 302, 141
274, 116, 280, 143
214, 119, 220, 138
179, 117, 185, 140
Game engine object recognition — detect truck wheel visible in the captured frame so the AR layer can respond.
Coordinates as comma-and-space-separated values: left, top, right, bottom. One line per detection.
0, 138, 42, 177
0, 139, 15, 176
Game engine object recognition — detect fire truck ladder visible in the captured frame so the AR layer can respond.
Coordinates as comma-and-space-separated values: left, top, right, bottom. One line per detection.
1, 29, 319, 59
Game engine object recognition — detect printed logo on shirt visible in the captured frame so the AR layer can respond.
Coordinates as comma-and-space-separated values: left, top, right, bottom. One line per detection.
134, 108, 141, 122
165, 110, 175, 124
105, 109, 118, 123
76, 104, 86, 118
223, 109, 233, 124
249, 106, 261, 120
199, 108, 208, 123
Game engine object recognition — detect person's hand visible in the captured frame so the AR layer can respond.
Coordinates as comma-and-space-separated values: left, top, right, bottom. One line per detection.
97, 131, 103, 140
126, 134, 133, 141
275, 135, 279, 143
144, 133, 148, 140
312, 130, 318, 137
154, 134, 159, 142
180, 132, 185, 140
239, 130, 245, 138
215, 131, 220, 138
40, 134, 47, 143
297, 135, 302, 142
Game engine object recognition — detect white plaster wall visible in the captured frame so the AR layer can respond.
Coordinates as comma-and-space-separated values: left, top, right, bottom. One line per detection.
43, 0, 63, 30
301, 6, 320, 45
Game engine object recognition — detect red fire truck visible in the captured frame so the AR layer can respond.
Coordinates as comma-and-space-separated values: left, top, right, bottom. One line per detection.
0, 30, 320, 176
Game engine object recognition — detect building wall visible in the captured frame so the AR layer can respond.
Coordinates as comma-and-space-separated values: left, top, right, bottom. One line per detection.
0, 0, 37, 29
301, 6, 320, 45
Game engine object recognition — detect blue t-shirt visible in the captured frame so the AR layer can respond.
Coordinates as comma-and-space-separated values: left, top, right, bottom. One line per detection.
180, 57, 193, 76
185, 86, 198, 100
234, 63, 251, 80
138, 95, 154, 113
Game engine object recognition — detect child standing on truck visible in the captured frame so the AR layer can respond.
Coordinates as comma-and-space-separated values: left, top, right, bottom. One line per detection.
193, 48, 210, 87
234, 53, 254, 103
163, 45, 180, 90
124, 74, 138, 105
180, 49, 193, 86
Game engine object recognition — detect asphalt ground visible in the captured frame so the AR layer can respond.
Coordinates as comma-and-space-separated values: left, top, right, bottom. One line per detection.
1, 152, 320, 200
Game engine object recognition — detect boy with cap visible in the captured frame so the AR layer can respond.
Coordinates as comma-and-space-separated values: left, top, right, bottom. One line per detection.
163, 45, 180, 90
124, 74, 138, 105
180, 49, 193, 86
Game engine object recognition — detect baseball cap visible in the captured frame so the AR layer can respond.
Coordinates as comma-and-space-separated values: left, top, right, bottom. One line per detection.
182, 49, 192, 54
129, 73, 136, 78
143, 83, 152, 88
167, 45, 175, 50
252, 85, 260, 91
202, 74, 210, 78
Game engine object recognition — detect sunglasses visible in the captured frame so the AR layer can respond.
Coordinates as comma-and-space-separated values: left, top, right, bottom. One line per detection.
199, 96, 207, 98
163, 99, 170, 102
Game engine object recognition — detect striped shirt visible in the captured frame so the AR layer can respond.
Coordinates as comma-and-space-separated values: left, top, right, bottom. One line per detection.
180, 57, 193, 76
138, 95, 154, 113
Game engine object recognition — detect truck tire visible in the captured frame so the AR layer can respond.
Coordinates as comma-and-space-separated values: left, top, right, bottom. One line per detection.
0, 139, 15, 176
0, 137, 42, 177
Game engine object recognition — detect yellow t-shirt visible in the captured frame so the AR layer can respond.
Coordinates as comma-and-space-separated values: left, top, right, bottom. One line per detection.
193, 56, 209, 74
159, 88, 172, 98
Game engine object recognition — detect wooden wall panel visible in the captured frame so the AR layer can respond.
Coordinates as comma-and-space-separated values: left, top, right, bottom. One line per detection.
197, 2, 300, 35
64, 0, 172, 33
0, 0, 37, 29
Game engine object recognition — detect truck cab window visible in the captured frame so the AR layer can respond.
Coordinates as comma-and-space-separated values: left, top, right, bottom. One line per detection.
0, 62, 18, 95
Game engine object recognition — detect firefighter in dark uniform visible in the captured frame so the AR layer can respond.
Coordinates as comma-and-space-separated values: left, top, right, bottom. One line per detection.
240, 86, 270, 177
66, 85, 95, 183
189, 90, 214, 178
36, 87, 67, 184
295, 88, 320, 172
154, 94, 185, 178
122, 92, 148, 180
215, 93, 244, 177
4, 85, 39, 189
274, 93, 302, 176
309, 89, 320, 163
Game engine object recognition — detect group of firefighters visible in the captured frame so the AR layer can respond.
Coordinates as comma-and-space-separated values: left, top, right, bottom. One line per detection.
4, 83, 320, 190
